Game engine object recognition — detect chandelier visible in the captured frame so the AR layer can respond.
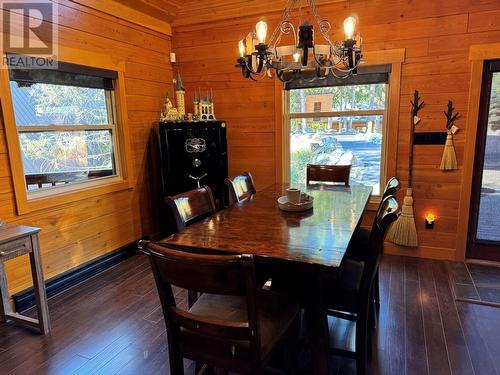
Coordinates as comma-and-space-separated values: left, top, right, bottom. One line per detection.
235, 0, 363, 82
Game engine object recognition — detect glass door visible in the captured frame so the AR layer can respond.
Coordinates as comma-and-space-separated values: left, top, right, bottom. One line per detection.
467, 60, 500, 261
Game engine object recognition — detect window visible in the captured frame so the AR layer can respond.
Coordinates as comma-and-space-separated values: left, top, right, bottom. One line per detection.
313, 101, 322, 121
286, 82, 388, 195
8, 59, 119, 193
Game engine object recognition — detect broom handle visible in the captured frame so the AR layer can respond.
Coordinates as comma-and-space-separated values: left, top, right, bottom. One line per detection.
408, 107, 415, 188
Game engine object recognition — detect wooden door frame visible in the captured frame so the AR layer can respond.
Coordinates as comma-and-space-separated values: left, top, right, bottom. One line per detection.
457, 43, 500, 261
466, 59, 500, 261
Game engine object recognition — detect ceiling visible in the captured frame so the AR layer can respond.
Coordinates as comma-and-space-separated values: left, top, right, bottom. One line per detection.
118, 0, 345, 28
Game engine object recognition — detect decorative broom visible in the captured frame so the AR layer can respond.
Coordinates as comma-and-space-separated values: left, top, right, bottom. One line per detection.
440, 100, 460, 170
387, 90, 422, 247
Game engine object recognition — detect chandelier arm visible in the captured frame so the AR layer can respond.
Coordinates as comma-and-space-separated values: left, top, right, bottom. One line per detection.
332, 56, 362, 73
243, 56, 266, 75
328, 67, 353, 79
268, 59, 296, 72
249, 69, 269, 81
257, 55, 264, 73
270, 21, 296, 52
308, 0, 335, 46
276, 70, 296, 83
268, 0, 297, 47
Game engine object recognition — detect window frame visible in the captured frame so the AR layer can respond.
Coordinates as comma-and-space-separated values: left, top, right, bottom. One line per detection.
0, 46, 134, 214
274, 49, 405, 210
285, 85, 389, 195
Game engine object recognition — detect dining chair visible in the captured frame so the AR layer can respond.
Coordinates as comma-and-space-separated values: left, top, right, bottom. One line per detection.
165, 185, 216, 232
225, 171, 256, 204
324, 196, 400, 375
146, 242, 301, 375
306, 164, 351, 186
346, 176, 401, 318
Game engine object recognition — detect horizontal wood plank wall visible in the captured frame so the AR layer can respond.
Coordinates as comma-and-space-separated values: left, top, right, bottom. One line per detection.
172, 0, 500, 261
0, 0, 172, 295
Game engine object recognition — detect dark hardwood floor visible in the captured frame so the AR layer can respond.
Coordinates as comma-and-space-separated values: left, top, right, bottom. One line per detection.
0, 253, 499, 375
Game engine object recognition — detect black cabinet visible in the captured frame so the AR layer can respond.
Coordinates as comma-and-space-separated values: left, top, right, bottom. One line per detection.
157, 121, 228, 209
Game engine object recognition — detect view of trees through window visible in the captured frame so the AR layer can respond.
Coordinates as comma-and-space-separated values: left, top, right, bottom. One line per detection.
289, 83, 386, 194
9, 81, 116, 191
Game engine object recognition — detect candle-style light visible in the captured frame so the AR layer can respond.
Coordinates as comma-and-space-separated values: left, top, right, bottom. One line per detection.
425, 213, 436, 229
255, 21, 268, 44
343, 16, 356, 40
238, 40, 245, 58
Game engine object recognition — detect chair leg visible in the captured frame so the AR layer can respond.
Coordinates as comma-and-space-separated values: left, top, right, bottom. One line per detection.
371, 270, 380, 330
369, 289, 378, 330
367, 320, 373, 360
169, 352, 185, 375
284, 318, 300, 375
167, 331, 184, 375
374, 270, 380, 311
355, 309, 369, 375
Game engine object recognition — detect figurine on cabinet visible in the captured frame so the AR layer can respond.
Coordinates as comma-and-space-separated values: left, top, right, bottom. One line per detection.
193, 88, 215, 120
159, 71, 186, 122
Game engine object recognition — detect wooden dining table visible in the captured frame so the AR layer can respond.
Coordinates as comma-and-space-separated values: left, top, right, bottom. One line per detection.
160, 182, 372, 375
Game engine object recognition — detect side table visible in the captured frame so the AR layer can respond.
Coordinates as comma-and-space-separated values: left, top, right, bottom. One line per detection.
0, 224, 50, 334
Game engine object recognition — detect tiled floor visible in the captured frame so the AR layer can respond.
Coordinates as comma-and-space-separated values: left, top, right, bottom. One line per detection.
448, 261, 500, 305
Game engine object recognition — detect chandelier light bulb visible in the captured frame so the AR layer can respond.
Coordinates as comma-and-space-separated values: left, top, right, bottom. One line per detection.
344, 16, 356, 40
256, 21, 268, 44
293, 51, 300, 63
238, 39, 245, 58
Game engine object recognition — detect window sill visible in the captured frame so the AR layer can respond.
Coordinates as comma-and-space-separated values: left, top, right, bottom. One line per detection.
16, 176, 133, 215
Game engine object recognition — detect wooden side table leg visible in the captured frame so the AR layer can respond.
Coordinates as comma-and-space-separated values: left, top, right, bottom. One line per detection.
29, 235, 50, 334
0, 262, 11, 323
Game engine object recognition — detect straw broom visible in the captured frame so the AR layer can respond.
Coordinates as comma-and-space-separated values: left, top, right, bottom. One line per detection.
440, 101, 460, 170
387, 90, 421, 247
440, 131, 458, 170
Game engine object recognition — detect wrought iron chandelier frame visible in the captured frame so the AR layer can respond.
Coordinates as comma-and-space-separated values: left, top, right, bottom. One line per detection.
236, 0, 363, 83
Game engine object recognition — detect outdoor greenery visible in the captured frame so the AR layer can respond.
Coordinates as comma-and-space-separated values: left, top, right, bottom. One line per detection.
10, 82, 114, 175
289, 84, 386, 113
290, 149, 314, 183
18, 131, 113, 173
288, 84, 385, 191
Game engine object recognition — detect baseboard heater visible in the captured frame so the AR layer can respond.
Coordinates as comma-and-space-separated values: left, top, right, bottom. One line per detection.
12, 241, 139, 313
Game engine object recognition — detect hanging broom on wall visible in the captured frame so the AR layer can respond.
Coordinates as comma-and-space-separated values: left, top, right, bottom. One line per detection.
440, 100, 460, 170
387, 90, 422, 247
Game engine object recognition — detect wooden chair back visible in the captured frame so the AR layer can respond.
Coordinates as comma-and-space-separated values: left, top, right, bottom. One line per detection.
381, 176, 401, 200
375, 176, 401, 218
306, 164, 351, 186
146, 242, 260, 372
166, 185, 216, 232
361, 196, 400, 306
225, 172, 256, 204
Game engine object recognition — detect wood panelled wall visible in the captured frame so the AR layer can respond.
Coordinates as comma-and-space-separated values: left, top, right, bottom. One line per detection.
173, 0, 500, 261
0, 1, 172, 295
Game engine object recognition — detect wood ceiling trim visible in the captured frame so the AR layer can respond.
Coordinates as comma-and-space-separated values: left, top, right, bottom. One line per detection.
71, 0, 172, 35
172, 0, 346, 27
